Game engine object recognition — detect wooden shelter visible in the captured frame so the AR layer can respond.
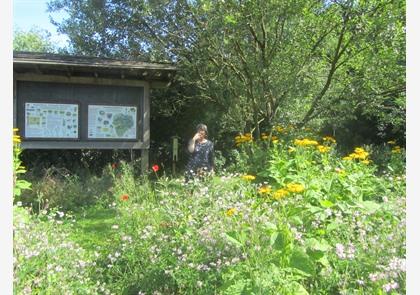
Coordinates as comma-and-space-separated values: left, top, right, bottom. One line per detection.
13, 51, 176, 171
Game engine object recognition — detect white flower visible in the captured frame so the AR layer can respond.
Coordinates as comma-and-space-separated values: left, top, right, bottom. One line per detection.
347, 243, 355, 259
111, 225, 119, 229
335, 243, 346, 259
383, 281, 399, 292
369, 273, 379, 282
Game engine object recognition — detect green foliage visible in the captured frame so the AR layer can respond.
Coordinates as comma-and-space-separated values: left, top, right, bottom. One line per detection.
47, 0, 405, 143
13, 130, 31, 199
13, 27, 57, 53
13, 206, 111, 294
18, 166, 114, 212
14, 127, 405, 294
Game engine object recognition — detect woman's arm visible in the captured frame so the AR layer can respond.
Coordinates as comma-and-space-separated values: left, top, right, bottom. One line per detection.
188, 133, 200, 153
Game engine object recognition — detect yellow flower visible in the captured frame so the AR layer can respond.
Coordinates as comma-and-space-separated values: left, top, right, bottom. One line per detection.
258, 185, 272, 194
294, 138, 318, 146
361, 160, 370, 165
286, 183, 304, 193
317, 145, 331, 153
241, 174, 256, 181
322, 136, 336, 144
13, 135, 21, 143
354, 147, 366, 154
288, 146, 296, 153
343, 147, 369, 160
235, 133, 253, 145
387, 140, 397, 145
391, 146, 401, 153
226, 208, 236, 217
275, 126, 285, 133
261, 135, 269, 140
13, 128, 21, 143
354, 151, 369, 160
272, 189, 289, 200
272, 139, 279, 144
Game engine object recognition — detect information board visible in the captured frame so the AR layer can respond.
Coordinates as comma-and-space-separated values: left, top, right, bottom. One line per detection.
88, 105, 137, 139
25, 102, 79, 138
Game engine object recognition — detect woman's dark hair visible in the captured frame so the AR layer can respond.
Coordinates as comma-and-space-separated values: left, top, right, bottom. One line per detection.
196, 123, 208, 136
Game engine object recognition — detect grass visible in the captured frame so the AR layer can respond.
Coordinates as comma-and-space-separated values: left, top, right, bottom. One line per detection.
67, 206, 119, 252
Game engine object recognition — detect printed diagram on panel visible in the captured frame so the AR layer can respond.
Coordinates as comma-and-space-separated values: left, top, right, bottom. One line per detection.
25, 103, 78, 138
88, 105, 137, 139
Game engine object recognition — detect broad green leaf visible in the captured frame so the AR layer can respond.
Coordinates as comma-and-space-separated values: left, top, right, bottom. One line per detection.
319, 199, 334, 208
305, 238, 331, 260
289, 247, 316, 276
290, 282, 310, 295
224, 232, 243, 247
272, 228, 292, 251
305, 238, 331, 252
355, 200, 381, 214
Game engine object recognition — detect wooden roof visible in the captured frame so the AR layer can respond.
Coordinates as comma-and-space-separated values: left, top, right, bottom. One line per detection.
13, 51, 176, 82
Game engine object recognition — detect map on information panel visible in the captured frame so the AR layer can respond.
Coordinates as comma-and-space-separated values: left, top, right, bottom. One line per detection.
25, 103, 79, 138
88, 105, 137, 139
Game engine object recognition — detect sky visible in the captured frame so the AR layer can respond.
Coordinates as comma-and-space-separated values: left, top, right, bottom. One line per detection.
13, 0, 69, 48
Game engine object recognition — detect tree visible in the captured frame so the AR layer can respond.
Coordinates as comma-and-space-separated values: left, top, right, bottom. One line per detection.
13, 27, 56, 52
47, 0, 405, 139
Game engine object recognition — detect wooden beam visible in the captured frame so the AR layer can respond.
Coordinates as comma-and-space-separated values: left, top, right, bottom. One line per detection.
21, 141, 148, 149
34, 64, 42, 74
15, 73, 148, 87
150, 81, 172, 88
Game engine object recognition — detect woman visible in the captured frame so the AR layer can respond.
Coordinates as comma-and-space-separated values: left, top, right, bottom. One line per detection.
185, 123, 214, 182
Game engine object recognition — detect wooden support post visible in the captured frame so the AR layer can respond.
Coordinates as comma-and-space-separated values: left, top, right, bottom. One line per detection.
141, 148, 149, 173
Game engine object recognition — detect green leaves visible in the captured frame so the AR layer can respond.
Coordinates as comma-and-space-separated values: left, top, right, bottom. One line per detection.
319, 199, 335, 208
224, 230, 247, 248
289, 247, 316, 276
14, 180, 32, 198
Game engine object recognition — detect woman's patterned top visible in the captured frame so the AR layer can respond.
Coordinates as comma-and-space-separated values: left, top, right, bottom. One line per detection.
185, 140, 214, 178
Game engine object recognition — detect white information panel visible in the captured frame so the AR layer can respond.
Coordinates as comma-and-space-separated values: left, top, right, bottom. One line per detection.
88, 105, 137, 139
25, 103, 79, 138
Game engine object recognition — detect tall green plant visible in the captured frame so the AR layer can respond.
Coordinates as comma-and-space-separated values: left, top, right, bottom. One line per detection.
13, 129, 31, 199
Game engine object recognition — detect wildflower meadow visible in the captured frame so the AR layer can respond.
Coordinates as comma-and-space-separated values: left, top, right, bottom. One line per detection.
13, 125, 406, 295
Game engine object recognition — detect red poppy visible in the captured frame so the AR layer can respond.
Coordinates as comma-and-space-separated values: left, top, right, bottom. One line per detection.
111, 163, 118, 169
120, 194, 129, 201
152, 164, 159, 172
